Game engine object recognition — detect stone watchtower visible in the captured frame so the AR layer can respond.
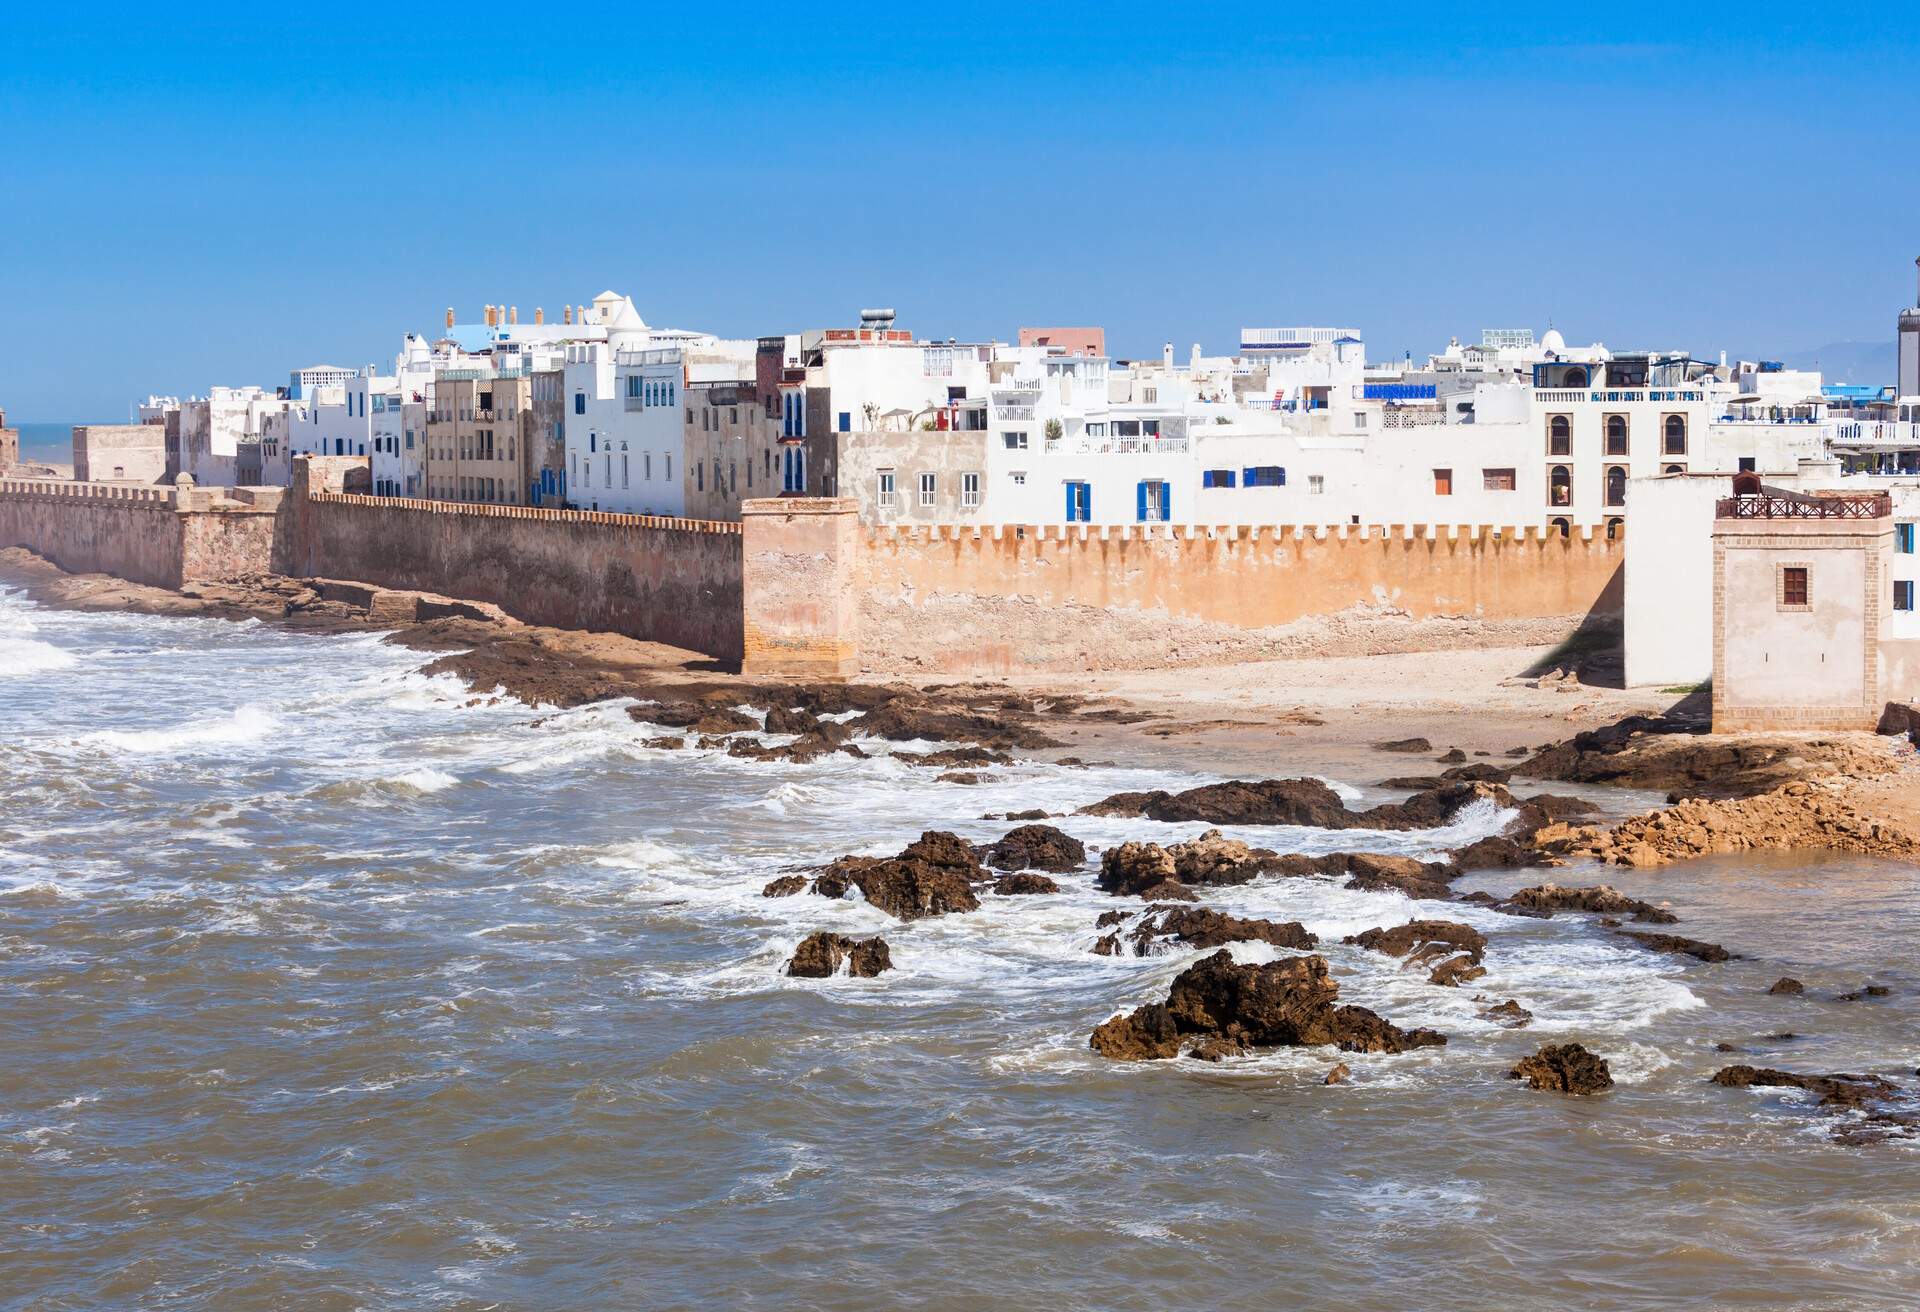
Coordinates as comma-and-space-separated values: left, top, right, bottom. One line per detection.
0, 405, 17, 473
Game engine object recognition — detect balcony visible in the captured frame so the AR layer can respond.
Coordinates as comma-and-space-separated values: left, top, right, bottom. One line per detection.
1716, 491, 1890, 519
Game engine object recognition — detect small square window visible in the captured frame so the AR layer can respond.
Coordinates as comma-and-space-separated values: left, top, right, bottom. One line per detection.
1897, 580, 1914, 612
1779, 564, 1810, 610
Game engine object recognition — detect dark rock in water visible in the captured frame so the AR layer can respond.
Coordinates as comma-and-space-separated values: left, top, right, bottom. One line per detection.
898, 830, 981, 872
1616, 930, 1733, 962
1089, 950, 1446, 1061
1168, 829, 1288, 885
1443, 762, 1511, 783
1768, 977, 1806, 996
1378, 775, 1450, 791
1510, 1043, 1613, 1094
627, 701, 706, 728
640, 735, 687, 751
895, 746, 1015, 769
1133, 878, 1198, 903
983, 824, 1086, 873
762, 875, 809, 898
1438, 748, 1468, 764
1709, 1066, 1920, 1142
693, 706, 759, 734
936, 771, 983, 785
1427, 953, 1488, 987
1375, 737, 1433, 754
1096, 841, 1181, 897
1503, 792, 1602, 840
834, 860, 979, 920
1077, 777, 1510, 831
1346, 919, 1487, 969
1715, 1042, 1739, 1053
854, 698, 1062, 750
990, 873, 1059, 896
763, 705, 821, 735
1838, 983, 1892, 1002
785, 931, 893, 978
1096, 905, 1317, 957
1449, 836, 1534, 873
1325, 1062, 1351, 1085
997, 808, 1051, 821
1480, 999, 1533, 1028
1506, 884, 1678, 924
1342, 854, 1457, 902
1506, 747, 1531, 758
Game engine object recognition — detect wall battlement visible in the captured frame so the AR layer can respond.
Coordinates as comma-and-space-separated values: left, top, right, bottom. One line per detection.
308, 491, 742, 536
864, 520, 1620, 545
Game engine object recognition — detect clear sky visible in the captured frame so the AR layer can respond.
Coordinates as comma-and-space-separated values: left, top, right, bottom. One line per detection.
3, 1, 1917, 419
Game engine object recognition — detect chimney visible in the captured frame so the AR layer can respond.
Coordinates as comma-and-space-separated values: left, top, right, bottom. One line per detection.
563, 304, 574, 325
509, 305, 518, 325
446, 307, 455, 329
1163, 342, 1174, 368
535, 307, 544, 325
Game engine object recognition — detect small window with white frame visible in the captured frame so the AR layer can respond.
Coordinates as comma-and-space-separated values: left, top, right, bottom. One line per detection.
877, 469, 898, 509
962, 472, 981, 506
919, 471, 937, 507
1308, 474, 1326, 495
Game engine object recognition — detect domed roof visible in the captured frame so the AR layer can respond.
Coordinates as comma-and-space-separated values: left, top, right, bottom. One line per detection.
1540, 328, 1566, 354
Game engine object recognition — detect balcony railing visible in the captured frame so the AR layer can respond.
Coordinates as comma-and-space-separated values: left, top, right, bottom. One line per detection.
1715, 492, 1890, 519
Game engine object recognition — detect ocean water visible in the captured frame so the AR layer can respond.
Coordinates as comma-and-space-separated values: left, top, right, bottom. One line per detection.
2, 582, 1918, 1310
9, 422, 93, 469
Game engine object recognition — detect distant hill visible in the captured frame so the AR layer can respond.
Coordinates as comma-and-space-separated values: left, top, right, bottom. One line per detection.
1762, 341, 1897, 388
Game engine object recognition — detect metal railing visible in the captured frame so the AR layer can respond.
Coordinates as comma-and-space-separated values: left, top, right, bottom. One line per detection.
1715, 492, 1890, 519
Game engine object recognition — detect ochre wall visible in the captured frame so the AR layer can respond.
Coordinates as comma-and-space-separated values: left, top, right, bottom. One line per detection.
741, 498, 860, 678
296, 492, 745, 661
850, 520, 1627, 673
0, 479, 278, 589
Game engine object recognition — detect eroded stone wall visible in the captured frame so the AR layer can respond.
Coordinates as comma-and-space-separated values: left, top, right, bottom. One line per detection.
0, 480, 279, 589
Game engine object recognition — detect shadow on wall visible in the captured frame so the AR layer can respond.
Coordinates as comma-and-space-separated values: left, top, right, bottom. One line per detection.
1520, 559, 1625, 687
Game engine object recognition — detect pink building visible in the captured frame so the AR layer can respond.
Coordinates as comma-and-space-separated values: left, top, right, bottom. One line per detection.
1018, 326, 1105, 358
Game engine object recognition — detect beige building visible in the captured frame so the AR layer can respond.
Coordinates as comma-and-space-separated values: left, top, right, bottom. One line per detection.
73, 424, 168, 483
684, 380, 783, 519
427, 369, 533, 504
1711, 476, 1893, 731
0, 406, 16, 472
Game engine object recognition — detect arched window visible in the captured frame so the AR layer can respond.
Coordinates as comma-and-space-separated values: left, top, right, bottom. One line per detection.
1605, 465, 1627, 507
1663, 463, 1685, 476
1605, 414, 1628, 456
1548, 414, 1572, 456
1565, 367, 1589, 387
1551, 517, 1571, 538
1663, 414, 1687, 455
1606, 517, 1623, 540
1549, 465, 1572, 507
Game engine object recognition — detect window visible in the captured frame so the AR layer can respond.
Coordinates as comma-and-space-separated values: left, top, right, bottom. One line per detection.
1549, 465, 1572, 507
1898, 581, 1914, 612
919, 472, 936, 507
1433, 468, 1453, 496
1604, 414, 1628, 456
1780, 565, 1810, 609
782, 447, 806, 493
697, 463, 704, 491
1308, 475, 1325, 495
1002, 431, 1028, 450
574, 393, 585, 415
1242, 466, 1286, 488
1663, 414, 1687, 456
1605, 465, 1627, 508
1551, 517, 1571, 538
1483, 468, 1516, 492
1737, 457, 1756, 473
622, 454, 629, 488
1065, 480, 1091, 522
1663, 463, 1686, 476
962, 472, 980, 507
1606, 517, 1624, 540
838, 411, 852, 433
1548, 414, 1571, 456
1136, 479, 1170, 522
1142, 387, 1157, 403
1900, 523, 1916, 554
1010, 472, 1026, 486
1203, 469, 1237, 488
877, 470, 898, 509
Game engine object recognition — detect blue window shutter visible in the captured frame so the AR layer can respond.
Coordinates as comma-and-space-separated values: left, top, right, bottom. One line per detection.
839, 411, 851, 432
1066, 483, 1074, 521
1136, 481, 1147, 521
1243, 467, 1254, 486
1161, 483, 1171, 522
1278, 467, 1286, 486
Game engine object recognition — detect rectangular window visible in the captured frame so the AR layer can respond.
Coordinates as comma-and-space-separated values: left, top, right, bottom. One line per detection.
1434, 468, 1453, 496
574, 393, 585, 415
1242, 466, 1286, 488
1202, 469, 1236, 488
1738, 457, 1756, 473
1483, 468, 1517, 492
877, 470, 897, 509
1898, 524, 1914, 554
839, 411, 852, 433
1011, 472, 1026, 486
1308, 475, 1325, 495
1065, 480, 1091, 522
697, 463, 704, 491
1002, 431, 1028, 450
919, 472, 936, 507
962, 472, 980, 507
1781, 565, 1810, 609
1142, 387, 1157, 403
622, 454, 629, 488
1136, 479, 1170, 522
1898, 580, 1915, 612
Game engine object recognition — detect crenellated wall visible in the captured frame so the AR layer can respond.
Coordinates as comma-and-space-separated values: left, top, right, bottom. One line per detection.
0, 478, 280, 589
295, 492, 745, 661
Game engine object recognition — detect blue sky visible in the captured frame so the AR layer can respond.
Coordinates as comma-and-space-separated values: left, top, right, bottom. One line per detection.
3, 2, 1917, 418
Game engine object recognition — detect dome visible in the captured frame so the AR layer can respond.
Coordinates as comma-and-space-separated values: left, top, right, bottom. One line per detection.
1540, 328, 1566, 354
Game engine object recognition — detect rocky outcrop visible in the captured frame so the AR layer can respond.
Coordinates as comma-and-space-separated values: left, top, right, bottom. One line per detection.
1448, 836, 1536, 873
1614, 930, 1733, 963
1530, 780, 1920, 870
1518, 715, 1894, 800
1510, 1043, 1613, 1094
1503, 884, 1677, 923
798, 831, 984, 920
785, 932, 893, 978
853, 698, 1062, 751
1767, 977, 1805, 996
1089, 950, 1446, 1061
1346, 920, 1488, 986
1094, 905, 1317, 957
763, 705, 822, 735
983, 824, 1086, 873
1375, 737, 1433, 753
893, 746, 1016, 769
1095, 841, 1194, 901
1479, 999, 1533, 1028
762, 874, 809, 898
990, 873, 1060, 896
1079, 779, 1511, 831
1167, 829, 1290, 886
1710, 1065, 1917, 1144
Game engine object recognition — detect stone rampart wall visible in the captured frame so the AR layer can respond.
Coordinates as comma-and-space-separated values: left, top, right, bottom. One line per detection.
0, 478, 278, 589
